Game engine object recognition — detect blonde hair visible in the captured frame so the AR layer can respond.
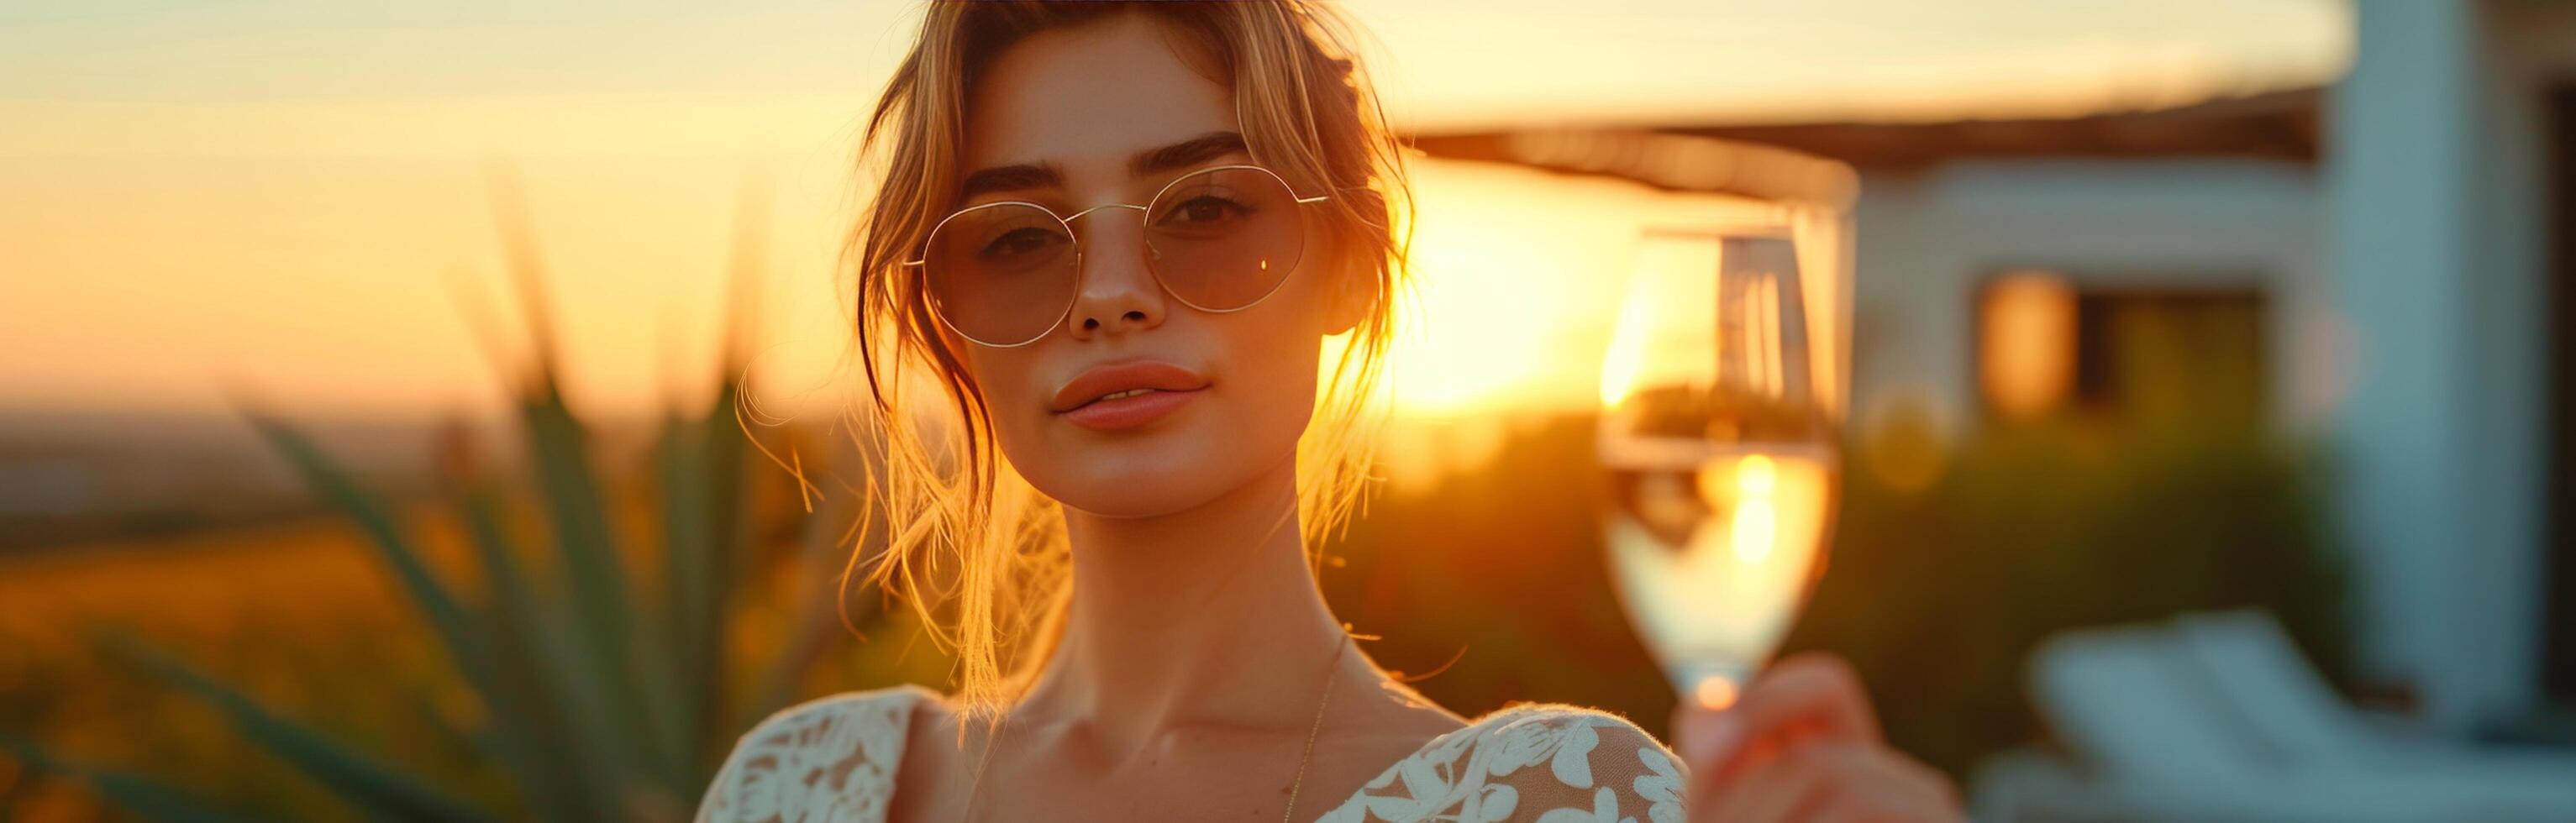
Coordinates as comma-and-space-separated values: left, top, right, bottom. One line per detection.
842, 0, 1412, 724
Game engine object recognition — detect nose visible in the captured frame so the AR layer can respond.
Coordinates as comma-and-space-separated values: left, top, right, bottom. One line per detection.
1063, 204, 1165, 339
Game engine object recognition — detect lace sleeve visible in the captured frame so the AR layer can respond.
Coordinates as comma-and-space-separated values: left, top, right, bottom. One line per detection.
1322, 706, 1687, 823
693, 688, 922, 823
1486, 713, 1686, 823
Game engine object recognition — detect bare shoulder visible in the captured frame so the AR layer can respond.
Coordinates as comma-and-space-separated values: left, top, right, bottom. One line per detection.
1324, 674, 1475, 768
886, 688, 990, 823
1486, 701, 1675, 751
1354, 674, 1474, 739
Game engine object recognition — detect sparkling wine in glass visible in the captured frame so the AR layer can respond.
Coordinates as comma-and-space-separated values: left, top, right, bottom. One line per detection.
1598, 228, 1838, 710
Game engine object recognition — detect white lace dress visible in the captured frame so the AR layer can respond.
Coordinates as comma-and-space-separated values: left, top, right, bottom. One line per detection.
695, 684, 1688, 823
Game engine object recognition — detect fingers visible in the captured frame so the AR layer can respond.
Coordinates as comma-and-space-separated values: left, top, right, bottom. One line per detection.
1698, 740, 1828, 823
1689, 740, 1964, 823
1672, 653, 1959, 822
1805, 740, 1958, 817
1674, 653, 1882, 784
1673, 702, 1749, 774
1732, 653, 1881, 744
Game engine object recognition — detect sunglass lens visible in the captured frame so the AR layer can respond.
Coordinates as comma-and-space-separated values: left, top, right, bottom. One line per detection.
1144, 167, 1305, 311
923, 202, 1077, 345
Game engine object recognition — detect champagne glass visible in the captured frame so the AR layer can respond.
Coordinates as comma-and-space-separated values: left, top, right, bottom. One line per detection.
1598, 228, 1838, 710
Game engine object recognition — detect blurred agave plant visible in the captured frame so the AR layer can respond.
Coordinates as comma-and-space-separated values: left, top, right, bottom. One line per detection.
3, 172, 867, 822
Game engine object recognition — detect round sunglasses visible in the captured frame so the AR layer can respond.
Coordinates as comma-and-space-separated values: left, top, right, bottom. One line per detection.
902, 164, 1330, 348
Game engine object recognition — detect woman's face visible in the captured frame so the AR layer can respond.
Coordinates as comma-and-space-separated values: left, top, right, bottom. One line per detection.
948, 15, 1364, 518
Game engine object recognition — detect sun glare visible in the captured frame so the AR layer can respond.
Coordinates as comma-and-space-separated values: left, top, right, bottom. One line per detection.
1385, 160, 1826, 421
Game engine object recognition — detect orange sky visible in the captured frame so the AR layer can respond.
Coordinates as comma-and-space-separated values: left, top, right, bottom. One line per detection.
0, 1, 2349, 421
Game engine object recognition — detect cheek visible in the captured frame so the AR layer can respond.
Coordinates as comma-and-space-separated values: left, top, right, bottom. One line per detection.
953, 344, 1044, 437
1222, 312, 1327, 443
1237, 290, 1331, 409
1204, 258, 1340, 450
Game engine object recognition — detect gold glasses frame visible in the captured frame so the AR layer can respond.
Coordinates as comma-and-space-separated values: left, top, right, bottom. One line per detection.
902, 163, 1332, 349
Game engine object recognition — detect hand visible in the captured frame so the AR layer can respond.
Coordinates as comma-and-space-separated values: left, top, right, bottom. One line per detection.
1670, 653, 1962, 822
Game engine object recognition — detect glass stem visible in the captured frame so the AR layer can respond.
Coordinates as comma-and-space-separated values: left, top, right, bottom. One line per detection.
1672, 658, 1755, 710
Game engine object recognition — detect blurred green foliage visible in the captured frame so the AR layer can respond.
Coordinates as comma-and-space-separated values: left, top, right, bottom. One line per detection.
1795, 413, 2348, 774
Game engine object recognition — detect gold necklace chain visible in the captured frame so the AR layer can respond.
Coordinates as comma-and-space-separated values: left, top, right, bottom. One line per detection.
959, 636, 1350, 822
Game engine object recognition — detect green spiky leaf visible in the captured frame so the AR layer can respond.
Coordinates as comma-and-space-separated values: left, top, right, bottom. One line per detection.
2, 733, 263, 823
97, 635, 500, 823
245, 416, 502, 701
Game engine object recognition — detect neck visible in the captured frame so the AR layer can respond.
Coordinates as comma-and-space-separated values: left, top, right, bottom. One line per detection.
1015, 453, 1354, 757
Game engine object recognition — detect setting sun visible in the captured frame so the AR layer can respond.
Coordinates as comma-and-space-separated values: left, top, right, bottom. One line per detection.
1387, 160, 1840, 419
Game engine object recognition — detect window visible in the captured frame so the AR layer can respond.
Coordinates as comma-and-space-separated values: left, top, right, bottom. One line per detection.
1975, 271, 2268, 427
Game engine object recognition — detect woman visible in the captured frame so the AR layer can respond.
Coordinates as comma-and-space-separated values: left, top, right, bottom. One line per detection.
697, 3, 1959, 820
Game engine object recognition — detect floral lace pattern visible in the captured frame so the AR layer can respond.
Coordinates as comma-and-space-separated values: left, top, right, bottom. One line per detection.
694, 684, 931, 823
695, 688, 1685, 823
1317, 703, 1685, 823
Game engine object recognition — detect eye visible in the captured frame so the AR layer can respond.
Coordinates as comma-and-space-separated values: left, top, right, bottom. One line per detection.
978, 226, 1059, 261
1155, 193, 1253, 229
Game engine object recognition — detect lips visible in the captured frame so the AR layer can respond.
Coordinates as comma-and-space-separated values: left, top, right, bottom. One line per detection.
1050, 359, 1211, 432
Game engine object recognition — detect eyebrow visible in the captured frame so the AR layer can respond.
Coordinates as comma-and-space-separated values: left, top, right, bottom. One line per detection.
1129, 130, 1249, 177
954, 130, 1250, 201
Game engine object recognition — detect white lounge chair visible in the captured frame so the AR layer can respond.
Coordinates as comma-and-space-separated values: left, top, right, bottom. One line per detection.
1972, 616, 2576, 822
2170, 610, 2576, 808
